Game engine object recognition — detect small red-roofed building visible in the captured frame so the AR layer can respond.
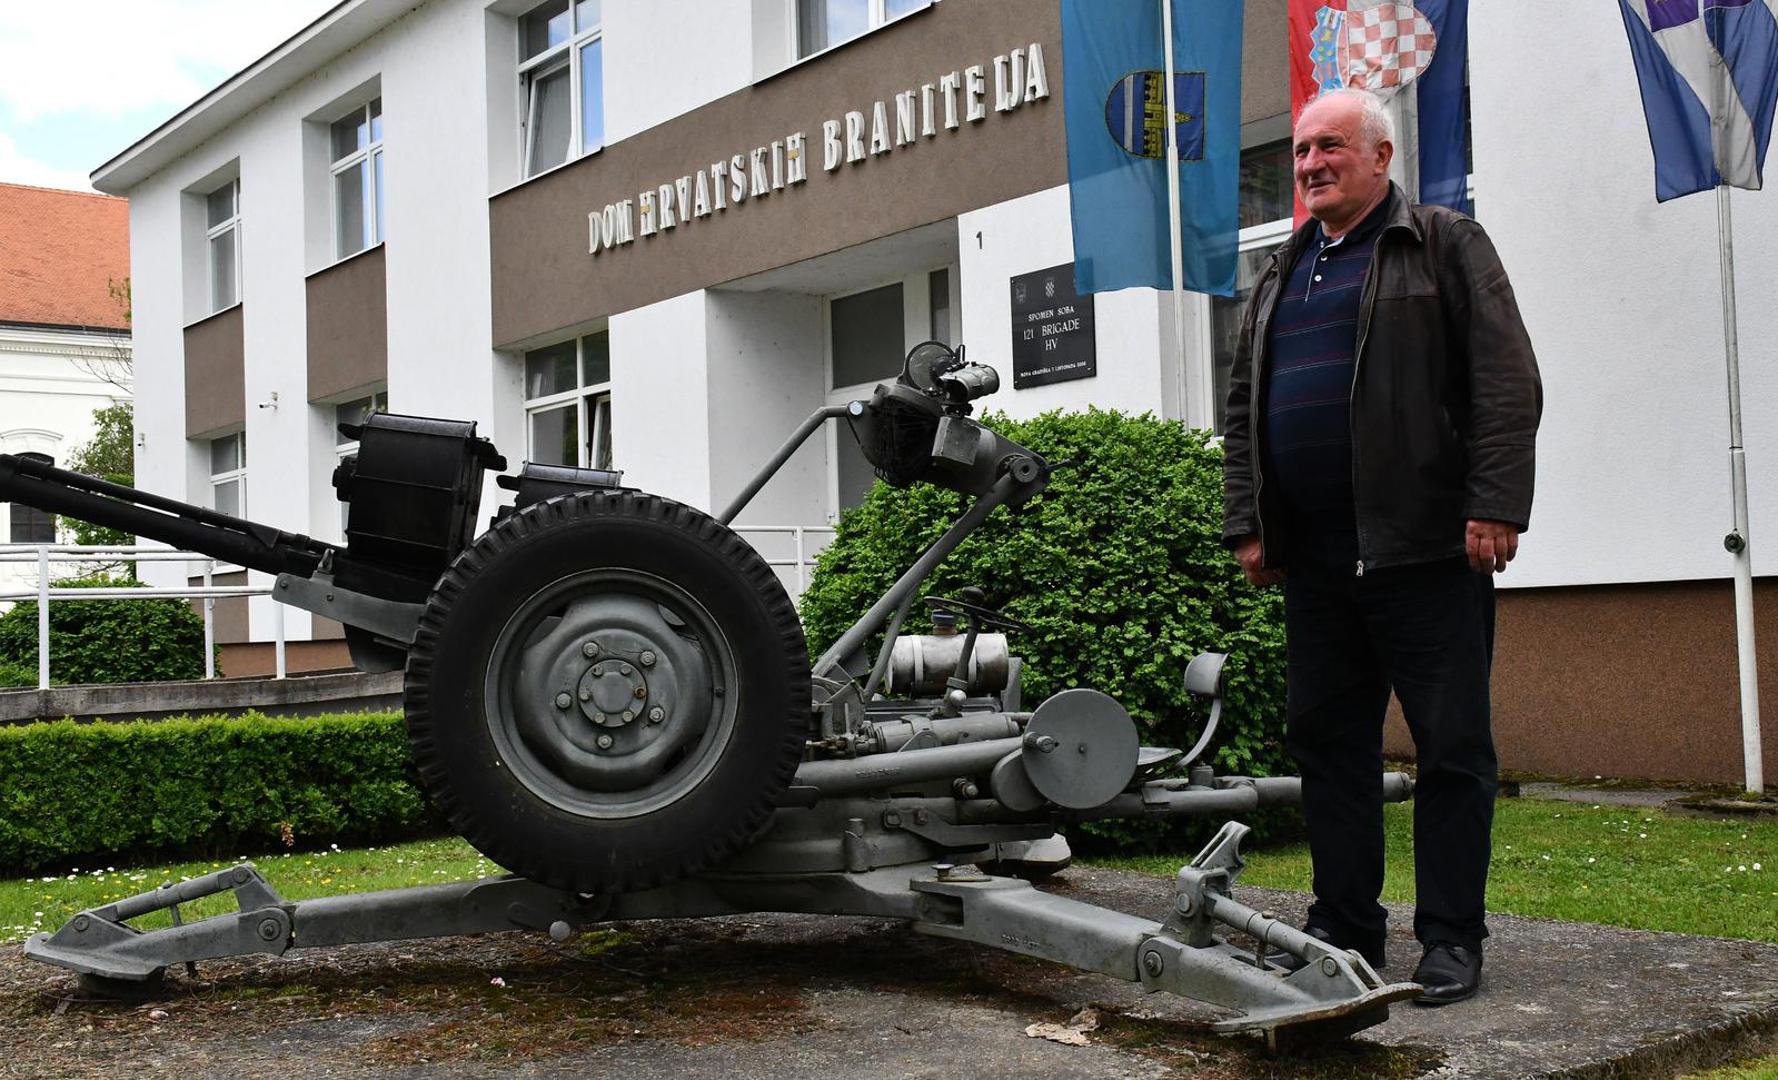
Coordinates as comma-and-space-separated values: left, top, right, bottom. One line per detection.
0, 181, 132, 553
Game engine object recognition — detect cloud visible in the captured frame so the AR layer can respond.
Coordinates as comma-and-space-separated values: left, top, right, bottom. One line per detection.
0, 132, 95, 192
0, 1, 338, 123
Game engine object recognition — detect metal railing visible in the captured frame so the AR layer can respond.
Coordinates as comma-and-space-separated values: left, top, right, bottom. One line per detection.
0, 526, 836, 690
0, 545, 287, 689
734, 525, 836, 593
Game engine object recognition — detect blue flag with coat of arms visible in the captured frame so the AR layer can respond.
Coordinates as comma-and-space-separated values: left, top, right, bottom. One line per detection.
1062, 0, 1244, 296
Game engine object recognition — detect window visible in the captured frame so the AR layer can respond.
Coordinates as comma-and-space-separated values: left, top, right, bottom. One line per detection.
333, 391, 387, 532
523, 332, 612, 470
210, 432, 246, 517
826, 266, 955, 509
1236, 139, 1293, 229
1203, 138, 1295, 432
520, 0, 603, 178
797, 0, 930, 58
331, 99, 385, 259
8, 456, 55, 543
206, 179, 241, 313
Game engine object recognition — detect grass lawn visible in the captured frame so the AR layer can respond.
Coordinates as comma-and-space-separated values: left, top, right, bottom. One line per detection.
1685, 1056, 1778, 1079
1, 797, 1774, 950
0, 836, 497, 944
1094, 796, 1778, 944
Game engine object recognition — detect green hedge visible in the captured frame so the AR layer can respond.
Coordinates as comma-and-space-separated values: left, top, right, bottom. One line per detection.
0, 711, 434, 872
0, 575, 211, 687
801, 409, 1292, 850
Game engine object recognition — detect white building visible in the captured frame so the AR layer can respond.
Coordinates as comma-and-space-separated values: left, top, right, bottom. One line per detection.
0, 182, 133, 593
91, 0, 1776, 783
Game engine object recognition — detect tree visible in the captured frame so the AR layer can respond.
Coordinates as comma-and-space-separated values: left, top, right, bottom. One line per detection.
63, 401, 135, 553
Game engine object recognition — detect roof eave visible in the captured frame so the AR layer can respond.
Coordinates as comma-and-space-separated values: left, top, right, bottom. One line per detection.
91, 0, 420, 195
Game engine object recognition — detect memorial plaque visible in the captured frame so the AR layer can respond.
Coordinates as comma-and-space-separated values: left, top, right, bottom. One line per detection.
1010, 263, 1096, 389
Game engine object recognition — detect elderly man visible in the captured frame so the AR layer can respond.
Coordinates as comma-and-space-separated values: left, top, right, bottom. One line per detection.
1221, 88, 1541, 1006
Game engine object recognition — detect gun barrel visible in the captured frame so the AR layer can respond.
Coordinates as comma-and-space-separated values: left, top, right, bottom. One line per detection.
0, 453, 334, 579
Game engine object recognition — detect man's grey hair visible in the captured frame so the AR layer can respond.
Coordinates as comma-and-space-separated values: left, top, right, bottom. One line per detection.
1309, 88, 1396, 150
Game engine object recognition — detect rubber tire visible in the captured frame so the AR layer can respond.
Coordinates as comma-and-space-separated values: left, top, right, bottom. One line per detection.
404, 490, 809, 895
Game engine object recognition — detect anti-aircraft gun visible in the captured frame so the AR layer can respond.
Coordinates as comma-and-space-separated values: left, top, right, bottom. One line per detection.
0, 341, 1418, 1048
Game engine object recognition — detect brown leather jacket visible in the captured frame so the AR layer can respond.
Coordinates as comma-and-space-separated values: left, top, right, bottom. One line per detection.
1221, 186, 1543, 574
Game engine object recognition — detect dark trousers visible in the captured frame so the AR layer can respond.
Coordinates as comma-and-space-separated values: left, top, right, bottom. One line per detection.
1283, 555, 1498, 953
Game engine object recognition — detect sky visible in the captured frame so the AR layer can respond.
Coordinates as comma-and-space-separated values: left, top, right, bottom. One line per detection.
0, 1, 339, 192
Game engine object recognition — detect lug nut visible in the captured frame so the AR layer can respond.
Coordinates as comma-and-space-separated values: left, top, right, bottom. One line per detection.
596, 734, 614, 750
555, 692, 573, 709
582, 642, 600, 658
647, 706, 665, 723
639, 650, 656, 667
592, 664, 605, 677
634, 685, 648, 699
619, 663, 633, 676
621, 710, 634, 722
579, 688, 592, 702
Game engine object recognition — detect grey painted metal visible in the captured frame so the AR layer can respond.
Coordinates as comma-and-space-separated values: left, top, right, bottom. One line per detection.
1071, 772, 1413, 822
1180, 651, 1227, 768
886, 631, 1010, 695
488, 568, 739, 818
792, 735, 1024, 796
990, 751, 1046, 812
21, 772, 1420, 1043
1020, 689, 1140, 809
717, 404, 853, 526
273, 572, 424, 644
1183, 651, 1228, 697
859, 591, 916, 700
860, 709, 1021, 754
812, 468, 1036, 681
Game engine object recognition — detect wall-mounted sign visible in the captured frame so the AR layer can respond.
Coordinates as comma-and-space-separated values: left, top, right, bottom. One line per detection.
586, 42, 1051, 256
1010, 263, 1095, 389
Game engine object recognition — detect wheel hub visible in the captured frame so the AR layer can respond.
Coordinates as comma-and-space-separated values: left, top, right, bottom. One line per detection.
576, 655, 649, 725
491, 569, 737, 818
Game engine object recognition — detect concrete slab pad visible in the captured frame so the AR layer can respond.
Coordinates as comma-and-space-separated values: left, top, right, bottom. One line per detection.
1, 866, 1773, 1078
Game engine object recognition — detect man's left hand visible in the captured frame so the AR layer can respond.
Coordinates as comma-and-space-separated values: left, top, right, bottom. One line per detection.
1465, 519, 1520, 574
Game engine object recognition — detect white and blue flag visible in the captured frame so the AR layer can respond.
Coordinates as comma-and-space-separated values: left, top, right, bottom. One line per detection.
1618, 0, 1778, 200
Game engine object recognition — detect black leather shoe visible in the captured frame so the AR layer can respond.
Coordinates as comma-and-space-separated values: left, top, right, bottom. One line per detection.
1265, 925, 1385, 972
1411, 942, 1482, 1006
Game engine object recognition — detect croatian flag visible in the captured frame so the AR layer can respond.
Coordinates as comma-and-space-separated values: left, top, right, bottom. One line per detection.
1287, 0, 1470, 223
1618, 0, 1778, 201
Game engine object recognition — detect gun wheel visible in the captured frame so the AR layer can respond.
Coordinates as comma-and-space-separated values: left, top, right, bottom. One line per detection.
404, 490, 809, 894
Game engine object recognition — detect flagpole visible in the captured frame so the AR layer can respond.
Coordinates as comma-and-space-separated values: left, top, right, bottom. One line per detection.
1716, 183, 1764, 795
1159, 0, 1198, 427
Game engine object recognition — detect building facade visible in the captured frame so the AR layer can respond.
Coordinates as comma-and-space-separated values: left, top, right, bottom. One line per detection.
0, 183, 133, 593
93, 0, 1778, 783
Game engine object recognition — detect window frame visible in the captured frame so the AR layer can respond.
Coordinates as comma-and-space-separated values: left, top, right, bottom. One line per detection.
329, 99, 385, 260
209, 431, 247, 517
796, 0, 932, 60
518, 1, 604, 178
205, 179, 242, 314
522, 333, 614, 471
821, 264, 958, 516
